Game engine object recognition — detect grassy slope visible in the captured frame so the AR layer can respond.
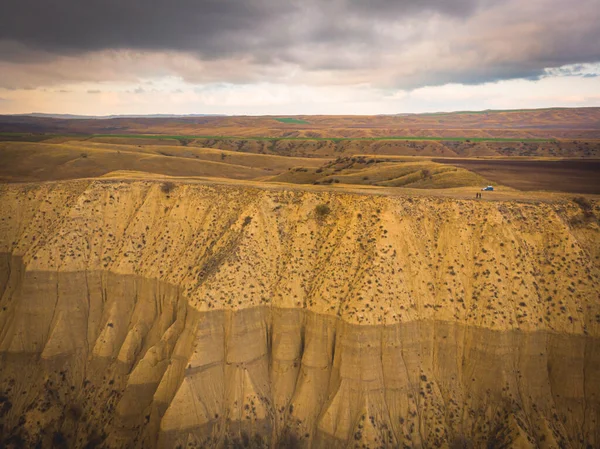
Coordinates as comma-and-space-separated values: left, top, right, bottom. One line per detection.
268, 156, 491, 189
3, 140, 597, 193
0, 141, 327, 182
274, 118, 310, 124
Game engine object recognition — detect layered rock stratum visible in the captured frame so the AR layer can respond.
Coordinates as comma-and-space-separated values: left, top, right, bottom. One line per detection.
0, 180, 599, 448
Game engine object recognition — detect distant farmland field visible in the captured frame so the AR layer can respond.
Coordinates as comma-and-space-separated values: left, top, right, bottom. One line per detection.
274, 117, 310, 124
433, 158, 600, 194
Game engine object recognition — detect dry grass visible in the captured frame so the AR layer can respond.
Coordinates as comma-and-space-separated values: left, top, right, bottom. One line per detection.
0, 141, 326, 182
267, 157, 491, 189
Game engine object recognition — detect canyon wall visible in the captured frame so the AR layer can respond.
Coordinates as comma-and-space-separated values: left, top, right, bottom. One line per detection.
0, 181, 599, 448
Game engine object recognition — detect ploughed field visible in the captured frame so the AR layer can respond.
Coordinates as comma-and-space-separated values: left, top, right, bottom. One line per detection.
433, 159, 600, 194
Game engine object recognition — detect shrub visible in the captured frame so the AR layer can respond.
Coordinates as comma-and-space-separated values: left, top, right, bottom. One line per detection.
315, 204, 331, 218
67, 404, 83, 420
161, 182, 175, 194
573, 196, 593, 215
450, 436, 472, 449
53, 431, 68, 448
0, 396, 12, 417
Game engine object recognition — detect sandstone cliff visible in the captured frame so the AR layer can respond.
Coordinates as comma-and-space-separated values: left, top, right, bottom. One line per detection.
0, 180, 598, 448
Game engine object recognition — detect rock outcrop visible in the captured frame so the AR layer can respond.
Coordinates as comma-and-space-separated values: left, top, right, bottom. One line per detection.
0, 180, 599, 448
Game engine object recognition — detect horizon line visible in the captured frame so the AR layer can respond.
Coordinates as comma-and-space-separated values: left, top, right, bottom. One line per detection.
1, 106, 599, 120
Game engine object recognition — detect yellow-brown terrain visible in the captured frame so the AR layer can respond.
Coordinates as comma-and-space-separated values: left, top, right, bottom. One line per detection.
1, 109, 600, 448
2, 108, 600, 139
0, 177, 599, 448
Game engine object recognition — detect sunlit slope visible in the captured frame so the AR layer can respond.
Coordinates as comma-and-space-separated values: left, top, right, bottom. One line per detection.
0, 141, 326, 182
268, 156, 492, 189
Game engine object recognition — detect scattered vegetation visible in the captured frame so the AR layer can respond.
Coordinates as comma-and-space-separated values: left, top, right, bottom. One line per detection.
315, 204, 331, 218
177, 138, 193, 146
0, 395, 12, 417
161, 181, 175, 194
52, 431, 68, 449
570, 196, 596, 226
573, 196, 593, 216
272, 157, 491, 189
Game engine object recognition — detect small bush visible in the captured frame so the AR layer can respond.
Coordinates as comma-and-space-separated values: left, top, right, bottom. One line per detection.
67, 404, 83, 420
573, 196, 593, 215
53, 431, 68, 448
0, 397, 12, 417
450, 436, 473, 449
80, 153, 88, 158
161, 182, 175, 194
315, 204, 331, 218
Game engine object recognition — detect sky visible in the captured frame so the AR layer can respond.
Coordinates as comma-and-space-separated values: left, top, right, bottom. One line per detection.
0, 0, 599, 115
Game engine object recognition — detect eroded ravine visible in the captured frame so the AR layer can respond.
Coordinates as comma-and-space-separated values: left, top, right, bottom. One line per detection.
0, 180, 599, 448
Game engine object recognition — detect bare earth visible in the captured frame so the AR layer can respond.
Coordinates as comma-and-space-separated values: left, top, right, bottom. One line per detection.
433, 158, 600, 194
0, 109, 599, 448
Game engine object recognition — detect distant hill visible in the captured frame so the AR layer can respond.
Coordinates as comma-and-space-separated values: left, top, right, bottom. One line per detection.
7, 112, 227, 119
0, 107, 598, 139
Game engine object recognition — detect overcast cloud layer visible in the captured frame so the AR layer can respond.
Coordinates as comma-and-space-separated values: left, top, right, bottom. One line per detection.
0, 0, 599, 113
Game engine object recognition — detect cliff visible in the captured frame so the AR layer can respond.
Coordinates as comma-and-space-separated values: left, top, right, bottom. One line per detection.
0, 180, 599, 448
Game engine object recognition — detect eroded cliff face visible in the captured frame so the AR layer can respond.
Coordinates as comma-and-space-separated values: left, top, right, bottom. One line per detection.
0, 181, 599, 448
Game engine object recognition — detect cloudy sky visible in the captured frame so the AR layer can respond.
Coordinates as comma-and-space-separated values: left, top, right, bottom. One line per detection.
1, 0, 599, 115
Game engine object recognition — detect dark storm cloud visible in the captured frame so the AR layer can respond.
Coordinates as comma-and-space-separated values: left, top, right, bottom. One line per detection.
0, 0, 486, 58
0, 0, 294, 58
347, 0, 486, 17
0, 0, 599, 89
